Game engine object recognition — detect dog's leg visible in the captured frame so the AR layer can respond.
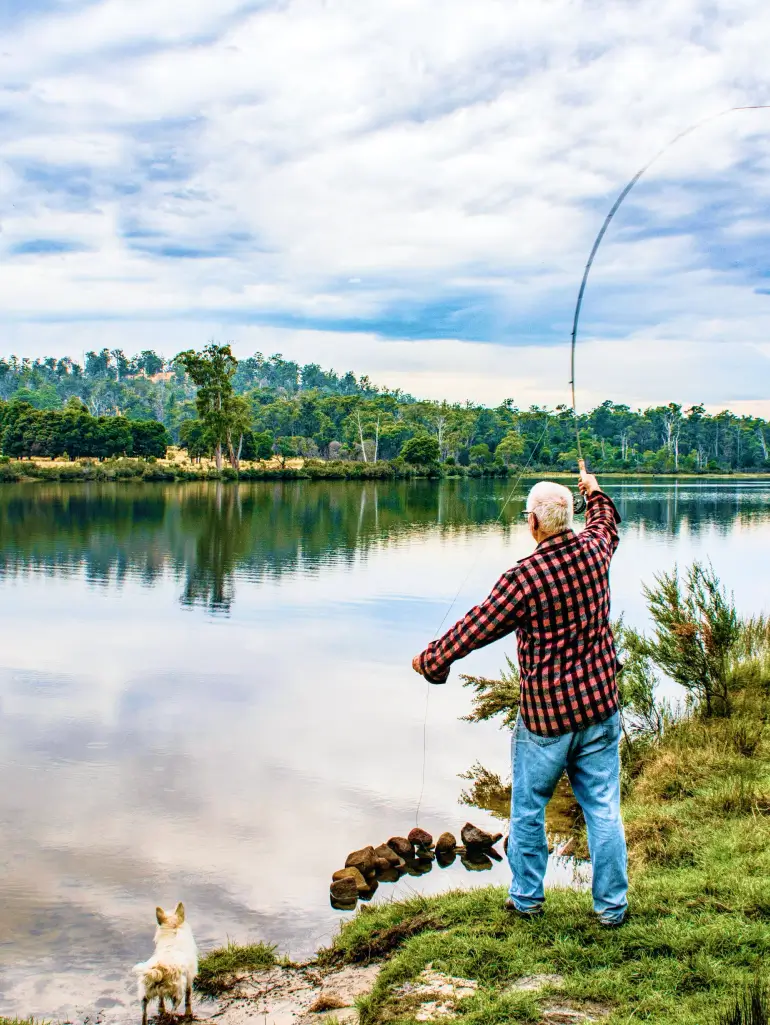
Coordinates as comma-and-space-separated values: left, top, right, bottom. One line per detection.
159, 996, 166, 1017
185, 981, 193, 1019
142, 997, 148, 1025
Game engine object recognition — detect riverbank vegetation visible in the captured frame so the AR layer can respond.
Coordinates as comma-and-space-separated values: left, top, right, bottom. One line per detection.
197, 565, 770, 1023
1, 346, 768, 474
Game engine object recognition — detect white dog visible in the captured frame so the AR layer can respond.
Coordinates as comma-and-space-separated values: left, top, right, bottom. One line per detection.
134, 903, 198, 1025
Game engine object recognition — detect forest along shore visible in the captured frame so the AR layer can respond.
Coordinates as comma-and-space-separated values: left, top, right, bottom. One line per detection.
191, 570, 770, 1025
1, 345, 769, 475
2, 453, 770, 485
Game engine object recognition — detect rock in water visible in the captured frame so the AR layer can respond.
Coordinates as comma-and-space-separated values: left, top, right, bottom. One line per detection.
387, 836, 415, 859
330, 897, 357, 911
345, 846, 377, 876
332, 867, 369, 894
358, 877, 379, 901
408, 827, 433, 849
373, 843, 401, 867
461, 822, 504, 848
461, 851, 493, 872
330, 877, 359, 903
377, 867, 401, 883
436, 849, 456, 868
435, 831, 457, 853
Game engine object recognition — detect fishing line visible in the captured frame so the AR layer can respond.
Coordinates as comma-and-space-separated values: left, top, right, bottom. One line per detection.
415, 416, 551, 826
569, 104, 770, 458
417, 102, 770, 826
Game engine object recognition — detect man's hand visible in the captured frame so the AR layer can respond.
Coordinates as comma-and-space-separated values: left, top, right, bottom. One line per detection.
412, 655, 425, 676
578, 458, 601, 497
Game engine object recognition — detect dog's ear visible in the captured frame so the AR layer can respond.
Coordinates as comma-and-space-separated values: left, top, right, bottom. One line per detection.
156, 907, 166, 925
175, 902, 185, 923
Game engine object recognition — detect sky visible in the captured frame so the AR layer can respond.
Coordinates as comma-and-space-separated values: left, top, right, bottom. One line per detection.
1, 0, 770, 413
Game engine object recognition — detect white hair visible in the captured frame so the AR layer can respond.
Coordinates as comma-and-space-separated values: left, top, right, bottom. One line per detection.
526, 481, 574, 536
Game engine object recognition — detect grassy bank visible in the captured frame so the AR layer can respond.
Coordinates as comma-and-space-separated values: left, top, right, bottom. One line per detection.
1, 455, 768, 485
200, 711, 770, 1023
198, 575, 770, 1024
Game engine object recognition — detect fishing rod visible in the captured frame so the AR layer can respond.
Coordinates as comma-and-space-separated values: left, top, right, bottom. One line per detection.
569, 104, 770, 465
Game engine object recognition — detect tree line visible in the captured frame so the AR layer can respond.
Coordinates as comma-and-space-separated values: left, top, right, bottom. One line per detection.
0, 344, 768, 473
0, 399, 170, 460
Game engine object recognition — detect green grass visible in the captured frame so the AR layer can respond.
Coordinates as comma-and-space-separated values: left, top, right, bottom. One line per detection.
195, 941, 280, 996
194, 708, 770, 1021
313, 684, 770, 1025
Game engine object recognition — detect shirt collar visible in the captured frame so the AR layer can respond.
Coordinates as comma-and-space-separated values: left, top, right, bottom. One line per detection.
535, 530, 576, 553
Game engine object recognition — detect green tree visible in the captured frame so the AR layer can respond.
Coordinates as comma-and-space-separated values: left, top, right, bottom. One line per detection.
130, 420, 171, 458
175, 344, 239, 470
401, 433, 440, 465
179, 419, 211, 462
495, 431, 525, 466
469, 442, 491, 465
225, 394, 253, 470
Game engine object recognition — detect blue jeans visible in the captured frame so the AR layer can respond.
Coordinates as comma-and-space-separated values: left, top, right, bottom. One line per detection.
507, 711, 628, 924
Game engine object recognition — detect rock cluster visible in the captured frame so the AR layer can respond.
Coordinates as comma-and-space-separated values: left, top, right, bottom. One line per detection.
329, 823, 506, 910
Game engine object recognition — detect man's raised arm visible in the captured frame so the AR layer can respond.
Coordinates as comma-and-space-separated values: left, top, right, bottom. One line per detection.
578, 460, 621, 553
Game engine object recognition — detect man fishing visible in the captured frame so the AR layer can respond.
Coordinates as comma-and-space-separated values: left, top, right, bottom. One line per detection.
413, 463, 627, 927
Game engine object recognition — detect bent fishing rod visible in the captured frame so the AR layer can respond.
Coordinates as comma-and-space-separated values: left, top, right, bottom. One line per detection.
569, 103, 770, 465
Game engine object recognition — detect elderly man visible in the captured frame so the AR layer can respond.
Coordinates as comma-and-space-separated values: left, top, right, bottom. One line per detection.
413, 465, 627, 927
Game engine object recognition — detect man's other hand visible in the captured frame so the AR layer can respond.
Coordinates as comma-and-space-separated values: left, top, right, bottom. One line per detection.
412, 655, 425, 676
578, 459, 601, 497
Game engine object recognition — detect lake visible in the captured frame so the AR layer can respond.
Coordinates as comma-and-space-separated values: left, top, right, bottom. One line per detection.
0, 477, 769, 1020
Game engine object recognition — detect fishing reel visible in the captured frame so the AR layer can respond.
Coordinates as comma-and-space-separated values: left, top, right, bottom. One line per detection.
572, 457, 588, 515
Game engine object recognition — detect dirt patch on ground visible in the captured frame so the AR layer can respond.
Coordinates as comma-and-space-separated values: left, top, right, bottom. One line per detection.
208, 962, 381, 1025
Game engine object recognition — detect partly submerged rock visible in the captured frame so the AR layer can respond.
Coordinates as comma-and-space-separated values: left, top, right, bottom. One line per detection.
408, 827, 434, 848
377, 867, 402, 883
403, 856, 433, 876
373, 856, 393, 875
434, 831, 457, 853
345, 845, 377, 876
332, 867, 369, 894
374, 843, 401, 866
461, 822, 504, 849
461, 850, 493, 872
387, 836, 415, 859
330, 876, 359, 903
330, 897, 358, 912
358, 877, 379, 901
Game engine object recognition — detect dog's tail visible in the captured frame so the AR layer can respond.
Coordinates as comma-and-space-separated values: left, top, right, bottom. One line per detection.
133, 961, 184, 1002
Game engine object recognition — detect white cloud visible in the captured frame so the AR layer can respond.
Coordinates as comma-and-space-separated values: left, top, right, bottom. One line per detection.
1, 0, 770, 409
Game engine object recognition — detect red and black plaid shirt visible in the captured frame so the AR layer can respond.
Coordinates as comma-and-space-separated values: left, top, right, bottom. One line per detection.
419, 490, 622, 736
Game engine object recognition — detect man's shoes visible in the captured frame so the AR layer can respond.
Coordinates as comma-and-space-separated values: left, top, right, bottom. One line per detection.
504, 899, 544, 920
598, 912, 629, 929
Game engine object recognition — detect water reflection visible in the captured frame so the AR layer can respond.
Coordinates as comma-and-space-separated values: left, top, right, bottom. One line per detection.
1, 479, 768, 614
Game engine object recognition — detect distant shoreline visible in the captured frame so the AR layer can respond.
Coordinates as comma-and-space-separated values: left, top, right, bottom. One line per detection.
1, 456, 769, 485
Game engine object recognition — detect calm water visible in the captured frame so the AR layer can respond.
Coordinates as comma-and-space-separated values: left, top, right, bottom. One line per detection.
0, 477, 769, 1020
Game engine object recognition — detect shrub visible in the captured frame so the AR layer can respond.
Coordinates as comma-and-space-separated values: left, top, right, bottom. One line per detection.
644, 561, 739, 717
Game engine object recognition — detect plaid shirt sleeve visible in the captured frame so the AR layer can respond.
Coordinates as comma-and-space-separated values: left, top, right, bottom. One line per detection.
418, 569, 526, 683
582, 490, 621, 553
